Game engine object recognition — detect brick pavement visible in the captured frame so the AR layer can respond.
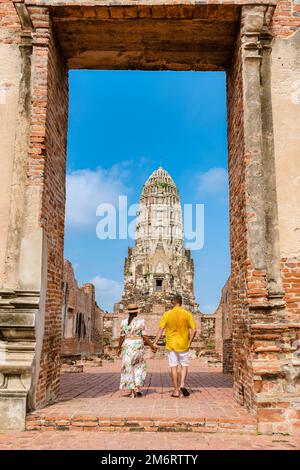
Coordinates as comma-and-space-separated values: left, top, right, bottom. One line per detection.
26, 359, 256, 433
0, 430, 299, 450
1, 359, 299, 450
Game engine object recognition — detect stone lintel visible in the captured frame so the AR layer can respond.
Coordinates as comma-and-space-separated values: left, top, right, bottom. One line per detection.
25, 2, 245, 71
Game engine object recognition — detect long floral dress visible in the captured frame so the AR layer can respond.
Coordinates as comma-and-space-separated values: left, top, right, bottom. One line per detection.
119, 316, 147, 390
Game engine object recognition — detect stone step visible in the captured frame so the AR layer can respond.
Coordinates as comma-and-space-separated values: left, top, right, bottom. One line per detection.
26, 413, 257, 434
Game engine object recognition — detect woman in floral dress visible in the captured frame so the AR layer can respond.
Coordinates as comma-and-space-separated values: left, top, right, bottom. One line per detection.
118, 304, 157, 398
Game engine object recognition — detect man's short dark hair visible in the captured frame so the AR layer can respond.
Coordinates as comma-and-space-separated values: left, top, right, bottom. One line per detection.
173, 294, 182, 306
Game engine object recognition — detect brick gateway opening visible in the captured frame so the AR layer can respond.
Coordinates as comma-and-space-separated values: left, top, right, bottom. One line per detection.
0, 1, 299, 434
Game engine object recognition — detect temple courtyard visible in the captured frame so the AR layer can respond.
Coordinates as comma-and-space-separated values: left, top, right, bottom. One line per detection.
1, 359, 299, 450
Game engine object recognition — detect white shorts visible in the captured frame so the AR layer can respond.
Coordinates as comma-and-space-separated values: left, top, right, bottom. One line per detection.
167, 350, 190, 367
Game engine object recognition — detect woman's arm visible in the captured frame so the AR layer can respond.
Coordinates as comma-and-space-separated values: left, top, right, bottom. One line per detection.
117, 336, 125, 356
142, 335, 158, 352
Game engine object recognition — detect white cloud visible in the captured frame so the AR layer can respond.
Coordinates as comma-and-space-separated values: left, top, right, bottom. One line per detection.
200, 303, 217, 314
91, 275, 123, 312
72, 262, 80, 272
65, 163, 131, 230
196, 167, 228, 195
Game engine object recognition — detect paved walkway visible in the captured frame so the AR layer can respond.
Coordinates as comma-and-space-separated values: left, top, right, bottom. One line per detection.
1, 359, 300, 450
1, 430, 300, 450
26, 359, 256, 433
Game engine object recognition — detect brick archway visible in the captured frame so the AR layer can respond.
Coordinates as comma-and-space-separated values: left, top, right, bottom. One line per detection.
0, 1, 299, 434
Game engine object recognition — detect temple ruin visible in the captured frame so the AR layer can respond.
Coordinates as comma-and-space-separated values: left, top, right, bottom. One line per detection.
114, 167, 198, 333
0, 0, 299, 435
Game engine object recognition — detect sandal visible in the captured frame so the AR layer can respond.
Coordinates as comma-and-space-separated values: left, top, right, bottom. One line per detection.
171, 392, 180, 398
125, 391, 136, 398
180, 387, 190, 397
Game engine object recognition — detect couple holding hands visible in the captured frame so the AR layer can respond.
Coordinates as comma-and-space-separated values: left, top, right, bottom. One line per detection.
117, 294, 197, 398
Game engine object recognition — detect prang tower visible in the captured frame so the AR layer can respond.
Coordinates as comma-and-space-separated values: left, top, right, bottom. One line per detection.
115, 167, 197, 315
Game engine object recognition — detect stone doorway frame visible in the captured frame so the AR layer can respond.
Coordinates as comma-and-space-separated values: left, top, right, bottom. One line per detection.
0, 1, 299, 434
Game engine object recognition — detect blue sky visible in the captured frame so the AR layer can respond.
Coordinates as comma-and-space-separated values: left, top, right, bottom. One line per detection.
65, 70, 230, 313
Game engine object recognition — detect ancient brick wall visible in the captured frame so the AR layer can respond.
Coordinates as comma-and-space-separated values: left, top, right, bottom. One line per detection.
258, 1, 300, 435
28, 11, 69, 408
226, 31, 251, 407
227, 1, 300, 433
223, 339, 233, 373
221, 279, 231, 334
281, 260, 300, 322
221, 279, 233, 373
0, 1, 22, 286
214, 302, 223, 358
270, 2, 300, 327
226, 3, 298, 415
199, 314, 216, 349
271, 0, 300, 37
0, 0, 21, 45
62, 261, 92, 339
61, 260, 104, 357
214, 277, 233, 371
93, 304, 104, 346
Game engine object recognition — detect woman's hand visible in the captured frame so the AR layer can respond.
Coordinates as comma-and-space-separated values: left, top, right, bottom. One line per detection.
117, 336, 125, 356
151, 344, 158, 353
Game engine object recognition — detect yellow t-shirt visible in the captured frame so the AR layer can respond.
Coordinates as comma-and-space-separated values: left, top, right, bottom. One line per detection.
159, 306, 196, 352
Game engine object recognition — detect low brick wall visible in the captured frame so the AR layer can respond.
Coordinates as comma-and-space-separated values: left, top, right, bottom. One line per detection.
223, 339, 233, 374
26, 414, 257, 435
61, 338, 102, 357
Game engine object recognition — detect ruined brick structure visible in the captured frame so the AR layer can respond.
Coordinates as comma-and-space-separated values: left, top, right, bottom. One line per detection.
221, 279, 233, 374
0, 1, 299, 435
115, 167, 197, 330
199, 314, 216, 348
215, 277, 233, 373
61, 260, 104, 358
215, 300, 223, 359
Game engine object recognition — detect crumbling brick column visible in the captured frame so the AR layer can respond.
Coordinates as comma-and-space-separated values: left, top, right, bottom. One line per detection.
227, 4, 300, 434
0, 1, 68, 430
0, 1, 40, 432
27, 6, 68, 411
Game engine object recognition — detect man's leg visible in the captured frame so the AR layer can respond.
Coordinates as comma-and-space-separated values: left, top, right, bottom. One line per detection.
180, 366, 188, 388
179, 351, 190, 396
168, 351, 180, 396
170, 366, 180, 396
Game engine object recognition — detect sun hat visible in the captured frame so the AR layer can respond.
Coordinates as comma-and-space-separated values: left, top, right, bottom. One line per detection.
127, 303, 139, 314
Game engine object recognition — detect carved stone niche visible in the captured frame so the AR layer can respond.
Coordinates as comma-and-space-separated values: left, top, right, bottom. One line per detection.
0, 289, 38, 431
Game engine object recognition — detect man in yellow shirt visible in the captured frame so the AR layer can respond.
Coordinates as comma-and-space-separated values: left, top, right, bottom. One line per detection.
154, 294, 197, 397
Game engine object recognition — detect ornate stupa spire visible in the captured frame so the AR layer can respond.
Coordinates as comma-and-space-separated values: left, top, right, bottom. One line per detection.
137, 167, 183, 248
115, 167, 197, 320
